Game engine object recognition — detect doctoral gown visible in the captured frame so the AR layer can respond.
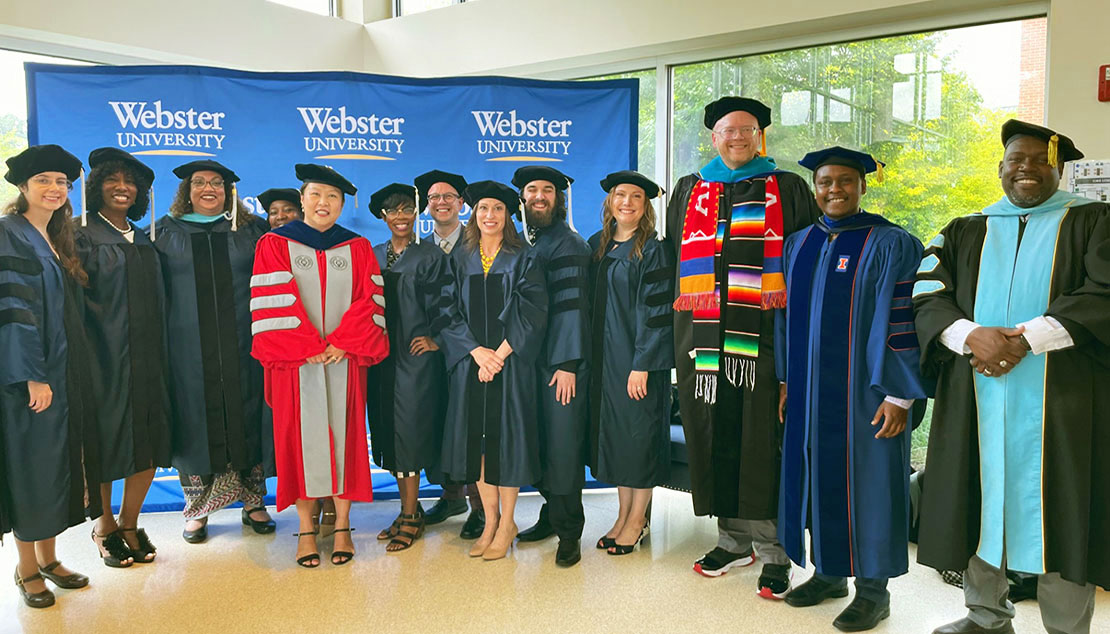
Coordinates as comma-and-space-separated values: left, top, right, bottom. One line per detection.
153, 214, 267, 476
531, 220, 591, 495
439, 242, 548, 487
913, 200, 1110, 589
367, 238, 449, 476
587, 233, 675, 488
77, 214, 172, 481
251, 220, 389, 511
666, 169, 820, 518
775, 212, 929, 580
0, 214, 102, 541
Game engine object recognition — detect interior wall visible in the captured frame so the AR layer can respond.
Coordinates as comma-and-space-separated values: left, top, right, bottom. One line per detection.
0, 0, 366, 69
1046, 0, 1110, 158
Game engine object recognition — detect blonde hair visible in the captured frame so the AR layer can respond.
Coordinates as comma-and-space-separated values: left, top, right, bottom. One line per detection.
594, 191, 656, 261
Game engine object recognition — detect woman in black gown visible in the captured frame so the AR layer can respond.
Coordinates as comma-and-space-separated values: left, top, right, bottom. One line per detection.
438, 181, 547, 561
1, 145, 102, 608
587, 171, 675, 555
77, 147, 170, 568
366, 183, 450, 552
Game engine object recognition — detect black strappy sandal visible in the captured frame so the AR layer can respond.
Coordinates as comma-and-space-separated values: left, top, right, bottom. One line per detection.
377, 514, 403, 541
92, 528, 134, 568
293, 530, 320, 568
387, 511, 425, 553
607, 526, 648, 556
331, 528, 356, 565
596, 535, 616, 550
120, 527, 157, 563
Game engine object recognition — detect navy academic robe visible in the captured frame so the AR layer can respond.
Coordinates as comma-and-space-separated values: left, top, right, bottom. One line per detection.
587, 233, 675, 488
438, 241, 548, 487
77, 214, 172, 481
367, 239, 450, 476
530, 221, 591, 495
0, 214, 102, 541
152, 215, 267, 476
775, 212, 929, 580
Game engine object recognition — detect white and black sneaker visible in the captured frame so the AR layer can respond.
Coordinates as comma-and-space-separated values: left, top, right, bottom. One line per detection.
692, 546, 756, 577
756, 563, 793, 600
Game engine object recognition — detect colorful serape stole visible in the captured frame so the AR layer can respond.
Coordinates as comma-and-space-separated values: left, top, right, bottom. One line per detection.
674, 180, 723, 311
682, 175, 787, 403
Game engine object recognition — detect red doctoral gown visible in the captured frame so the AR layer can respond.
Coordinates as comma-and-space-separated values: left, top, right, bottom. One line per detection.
250, 221, 389, 511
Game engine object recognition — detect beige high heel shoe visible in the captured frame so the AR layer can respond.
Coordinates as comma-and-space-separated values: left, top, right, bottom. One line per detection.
482, 523, 518, 561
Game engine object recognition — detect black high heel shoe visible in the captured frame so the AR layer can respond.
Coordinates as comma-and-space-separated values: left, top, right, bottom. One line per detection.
14, 569, 55, 609
607, 526, 648, 556
596, 536, 616, 550
294, 530, 320, 568
242, 506, 276, 534
331, 527, 356, 565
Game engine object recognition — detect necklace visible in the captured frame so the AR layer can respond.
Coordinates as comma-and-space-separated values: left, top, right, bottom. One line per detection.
99, 212, 132, 234
479, 242, 500, 274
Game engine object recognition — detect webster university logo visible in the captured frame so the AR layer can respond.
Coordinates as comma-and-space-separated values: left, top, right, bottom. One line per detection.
297, 106, 406, 159
471, 109, 572, 161
110, 100, 227, 156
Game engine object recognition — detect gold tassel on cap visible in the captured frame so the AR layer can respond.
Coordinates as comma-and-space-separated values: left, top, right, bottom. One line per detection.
873, 158, 885, 184
760, 133, 767, 157
1047, 134, 1059, 168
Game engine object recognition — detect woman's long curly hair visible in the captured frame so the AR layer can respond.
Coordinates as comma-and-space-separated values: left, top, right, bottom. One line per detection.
168, 176, 256, 227
462, 203, 524, 253
3, 190, 88, 285
593, 190, 656, 261
84, 160, 153, 221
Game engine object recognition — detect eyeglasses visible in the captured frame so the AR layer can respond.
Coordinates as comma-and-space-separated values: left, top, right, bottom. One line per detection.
29, 175, 72, 190
426, 193, 459, 203
713, 126, 760, 139
384, 207, 416, 217
190, 178, 225, 189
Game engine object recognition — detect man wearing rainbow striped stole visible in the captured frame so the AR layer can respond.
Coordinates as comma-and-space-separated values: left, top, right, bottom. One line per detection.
665, 96, 820, 599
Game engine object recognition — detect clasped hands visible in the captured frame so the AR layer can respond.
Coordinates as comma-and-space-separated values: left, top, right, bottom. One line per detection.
472, 342, 512, 382
307, 344, 347, 365
965, 326, 1028, 378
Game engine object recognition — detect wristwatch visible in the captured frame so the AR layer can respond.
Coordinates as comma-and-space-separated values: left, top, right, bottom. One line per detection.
1019, 334, 1032, 351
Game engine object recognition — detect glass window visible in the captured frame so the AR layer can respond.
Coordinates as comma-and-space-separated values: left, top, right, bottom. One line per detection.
670, 18, 1046, 466
582, 69, 657, 183
0, 49, 90, 204
397, 0, 460, 16
266, 0, 333, 16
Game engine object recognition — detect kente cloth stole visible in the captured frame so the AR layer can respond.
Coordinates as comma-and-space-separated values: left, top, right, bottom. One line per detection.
676, 176, 786, 403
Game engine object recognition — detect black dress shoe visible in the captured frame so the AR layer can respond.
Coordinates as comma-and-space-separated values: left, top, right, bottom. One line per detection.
555, 538, 581, 567
833, 596, 890, 632
14, 569, 55, 609
785, 576, 850, 607
37, 561, 88, 589
424, 498, 468, 526
459, 510, 486, 540
182, 519, 208, 544
932, 617, 1015, 634
517, 505, 555, 542
242, 507, 277, 534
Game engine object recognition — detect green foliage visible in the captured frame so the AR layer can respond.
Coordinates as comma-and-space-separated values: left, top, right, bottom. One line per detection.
0, 113, 27, 204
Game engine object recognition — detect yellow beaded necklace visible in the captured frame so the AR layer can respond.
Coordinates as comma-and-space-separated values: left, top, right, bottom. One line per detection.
479, 242, 501, 275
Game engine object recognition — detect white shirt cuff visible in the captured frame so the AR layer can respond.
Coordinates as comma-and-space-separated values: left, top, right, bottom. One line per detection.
1017, 315, 1074, 354
884, 396, 914, 410
939, 318, 980, 355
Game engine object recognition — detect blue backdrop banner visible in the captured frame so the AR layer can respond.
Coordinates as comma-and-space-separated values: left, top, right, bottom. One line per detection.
25, 63, 637, 244
25, 63, 634, 513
